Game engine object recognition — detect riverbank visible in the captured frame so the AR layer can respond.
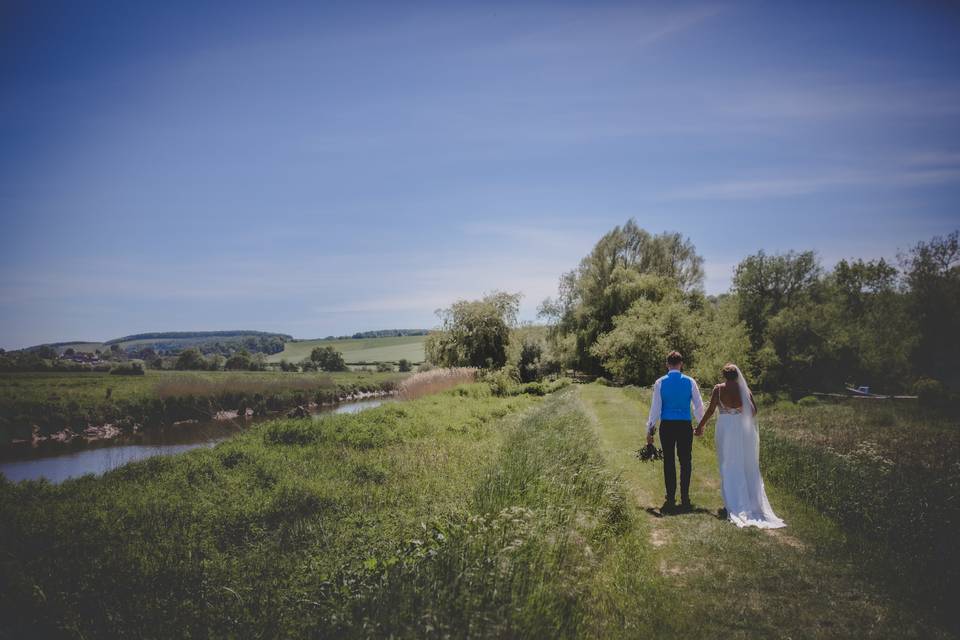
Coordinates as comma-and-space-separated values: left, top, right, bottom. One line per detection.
0, 370, 403, 446
0, 397, 391, 484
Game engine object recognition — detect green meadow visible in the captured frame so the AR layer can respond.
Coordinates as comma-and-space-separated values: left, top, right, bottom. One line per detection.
1, 382, 954, 638
266, 335, 428, 365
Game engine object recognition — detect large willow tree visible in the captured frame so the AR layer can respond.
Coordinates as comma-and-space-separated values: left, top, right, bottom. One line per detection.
539, 220, 704, 375
426, 292, 521, 368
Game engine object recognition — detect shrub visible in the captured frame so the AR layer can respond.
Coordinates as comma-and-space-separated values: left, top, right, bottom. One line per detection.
913, 378, 944, 409
311, 346, 348, 372
224, 352, 252, 371
518, 382, 546, 396
797, 395, 819, 407
175, 348, 208, 370
110, 362, 145, 376
518, 339, 543, 382
484, 366, 519, 397
397, 359, 412, 372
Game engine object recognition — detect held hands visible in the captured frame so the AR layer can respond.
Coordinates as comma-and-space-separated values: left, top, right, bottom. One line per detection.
693, 423, 705, 437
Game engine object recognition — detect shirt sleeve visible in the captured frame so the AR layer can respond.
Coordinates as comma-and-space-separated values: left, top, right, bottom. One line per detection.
690, 377, 705, 422
646, 378, 662, 435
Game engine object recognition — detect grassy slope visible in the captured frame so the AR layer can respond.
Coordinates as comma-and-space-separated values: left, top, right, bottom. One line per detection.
266, 335, 427, 364
578, 384, 951, 638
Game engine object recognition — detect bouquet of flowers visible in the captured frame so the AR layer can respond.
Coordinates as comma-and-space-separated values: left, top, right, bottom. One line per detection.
636, 443, 663, 462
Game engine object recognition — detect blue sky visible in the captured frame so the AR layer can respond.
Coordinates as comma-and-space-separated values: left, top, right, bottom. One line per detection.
2, 1, 959, 349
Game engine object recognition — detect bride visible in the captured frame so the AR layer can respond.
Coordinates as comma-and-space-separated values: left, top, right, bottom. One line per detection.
695, 364, 785, 529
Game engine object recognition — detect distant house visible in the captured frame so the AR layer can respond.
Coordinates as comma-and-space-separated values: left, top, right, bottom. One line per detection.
63, 352, 102, 364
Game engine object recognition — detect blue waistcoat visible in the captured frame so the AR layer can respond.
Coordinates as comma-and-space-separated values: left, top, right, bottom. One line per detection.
660, 370, 695, 421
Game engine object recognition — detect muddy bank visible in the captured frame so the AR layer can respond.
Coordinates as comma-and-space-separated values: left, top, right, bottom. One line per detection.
6, 389, 396, 451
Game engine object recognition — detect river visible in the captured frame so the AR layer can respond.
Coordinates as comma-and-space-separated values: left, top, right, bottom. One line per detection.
0, 398, 387, 484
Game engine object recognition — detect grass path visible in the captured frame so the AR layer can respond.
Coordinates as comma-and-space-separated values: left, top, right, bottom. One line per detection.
578, 384, 951, 639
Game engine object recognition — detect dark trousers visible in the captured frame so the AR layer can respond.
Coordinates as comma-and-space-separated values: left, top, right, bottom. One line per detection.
660, 420, 693, 503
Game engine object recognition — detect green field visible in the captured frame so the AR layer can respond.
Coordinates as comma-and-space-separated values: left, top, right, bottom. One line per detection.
0, 382, 953, 638
267, 335, 428, 364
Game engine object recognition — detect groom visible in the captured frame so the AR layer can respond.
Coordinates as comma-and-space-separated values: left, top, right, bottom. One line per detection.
646, 351, 704, 512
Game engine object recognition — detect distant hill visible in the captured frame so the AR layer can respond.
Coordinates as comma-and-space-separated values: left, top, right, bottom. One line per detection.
104, 330, 293, 344
22, 330, 429, 360
26, 331, 292, 357
319, 329, 429, 340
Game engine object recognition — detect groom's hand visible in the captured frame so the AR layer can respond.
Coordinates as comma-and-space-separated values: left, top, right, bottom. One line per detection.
694, 426, 704, 437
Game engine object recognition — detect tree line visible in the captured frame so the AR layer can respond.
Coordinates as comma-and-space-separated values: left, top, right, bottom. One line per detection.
425, 221, 959, 400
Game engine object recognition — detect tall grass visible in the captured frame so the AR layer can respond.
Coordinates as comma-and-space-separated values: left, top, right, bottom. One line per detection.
744, 399, 958, 631
314, 390, 630, 638
0, 384, 635, 638
396, 367, 477, 400
0, 385, 533, 637
154, 374, 336, 398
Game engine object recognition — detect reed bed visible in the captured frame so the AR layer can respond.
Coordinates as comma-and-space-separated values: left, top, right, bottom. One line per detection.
396, 367, 477, 400
154, 374, 336, 398
0, 371, 401, 442
682, 395, 959, 631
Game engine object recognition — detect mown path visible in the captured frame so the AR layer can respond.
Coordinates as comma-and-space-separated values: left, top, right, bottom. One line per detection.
578, 384, 952, 639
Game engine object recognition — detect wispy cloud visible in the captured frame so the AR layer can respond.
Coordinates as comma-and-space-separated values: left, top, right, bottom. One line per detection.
716, 81, 960, 121
475, 4, 727, 58
662, 166, 960, 201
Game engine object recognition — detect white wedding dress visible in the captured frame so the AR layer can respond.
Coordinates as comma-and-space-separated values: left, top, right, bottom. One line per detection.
715, 366, 785, 529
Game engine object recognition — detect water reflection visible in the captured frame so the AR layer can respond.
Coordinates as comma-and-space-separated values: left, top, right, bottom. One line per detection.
0, 398, 388, 484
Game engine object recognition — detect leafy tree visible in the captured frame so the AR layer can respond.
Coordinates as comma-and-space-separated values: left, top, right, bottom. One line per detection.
248, 353, 268, 372
828, 258, 913, 392
590, 292, 701, 385
425, 292, 521, 368
540, 220, 703, 373
225, 351, 252, 371
688, 294, 754, 386
310, 346, 348, 372
900, 231, 960, 387
397, 358, 412, 372
34, 345, 58, 360
175, 348, 208, 371
63, 348, 75, 357
732, 250, 821, 350
518, 339, 543, 383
